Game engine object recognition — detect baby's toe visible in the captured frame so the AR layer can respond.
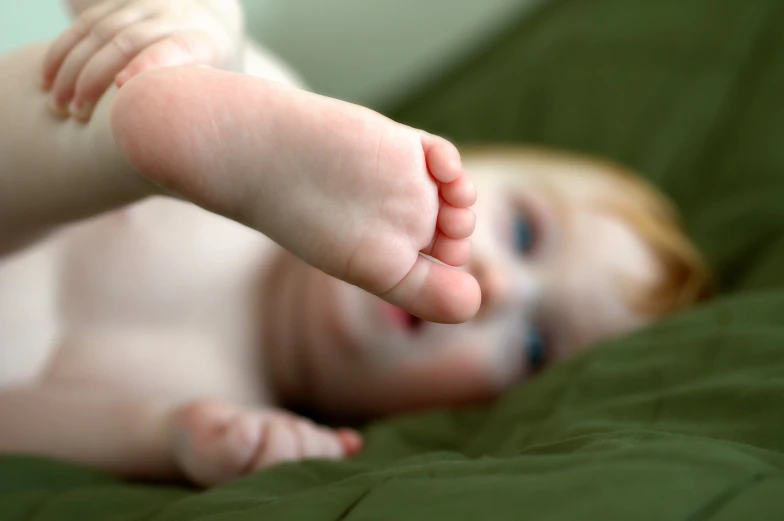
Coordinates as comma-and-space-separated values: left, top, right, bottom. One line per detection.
426, 233, 471, 268
381, 255, 481, 324
438, 204, 476, 240
441, 174, 477, 208
422, 133, 463, 184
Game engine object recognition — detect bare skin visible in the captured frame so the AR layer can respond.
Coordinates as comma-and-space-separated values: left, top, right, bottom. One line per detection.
0, 43, 147, 255
7, 0, 481, 323
0, 136, 666, 486
44, 0, 245, 121
111, 67, 480, 324
1, 40, 369, 486
0, 0, 680, 489
0, 0, 477, 486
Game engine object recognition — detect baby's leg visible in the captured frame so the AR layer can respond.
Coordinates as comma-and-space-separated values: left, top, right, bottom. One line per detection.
0, 36, 302, 257
112, 67, 481, 323
0, 44, 153, 255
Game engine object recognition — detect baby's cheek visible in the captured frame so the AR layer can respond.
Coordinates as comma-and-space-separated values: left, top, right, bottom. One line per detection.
483, 334, 529, 390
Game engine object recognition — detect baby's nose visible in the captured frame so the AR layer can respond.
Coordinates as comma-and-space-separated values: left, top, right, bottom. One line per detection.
467, 253, 511, 318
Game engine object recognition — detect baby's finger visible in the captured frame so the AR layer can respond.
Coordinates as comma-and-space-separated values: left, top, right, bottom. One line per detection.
316, 429, 345, 460
254, 420, 299, 469
336, 429, 363, 458
71, 18, 175, 121
43, 27, 88, 94
42, 0, 122, 90
294, 422, 329, 460
116, 30, 220, 86
50, 7, 152, 115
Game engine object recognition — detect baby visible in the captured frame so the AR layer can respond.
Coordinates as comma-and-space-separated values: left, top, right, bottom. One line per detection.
0, 0, 711, 487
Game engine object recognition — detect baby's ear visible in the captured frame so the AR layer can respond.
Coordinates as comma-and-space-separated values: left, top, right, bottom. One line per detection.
619, 198, 713, 316
563, 152, 713, 315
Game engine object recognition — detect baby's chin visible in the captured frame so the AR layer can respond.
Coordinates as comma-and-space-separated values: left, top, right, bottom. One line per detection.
266, 260, 514, 418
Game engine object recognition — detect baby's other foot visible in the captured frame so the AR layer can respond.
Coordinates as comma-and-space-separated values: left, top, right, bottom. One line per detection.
43, 0, 243, 121
111, 67, 481, 323
173, 399, 362, 487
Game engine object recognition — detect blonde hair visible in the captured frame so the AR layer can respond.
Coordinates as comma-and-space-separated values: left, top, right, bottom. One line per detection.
462, 146, 713, 318
577, 158, 713, 316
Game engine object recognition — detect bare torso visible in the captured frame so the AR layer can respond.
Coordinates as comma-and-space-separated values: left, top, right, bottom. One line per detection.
0, 34, 379, 485
0, 40, 308, 406
0, 197, 277, 406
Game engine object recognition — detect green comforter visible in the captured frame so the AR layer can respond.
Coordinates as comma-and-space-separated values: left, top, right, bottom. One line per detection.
3, 0, 784, 519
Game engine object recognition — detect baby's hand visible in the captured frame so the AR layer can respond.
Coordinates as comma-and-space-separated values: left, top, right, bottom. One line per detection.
173, 399, 363, 487
42, 0, 244, 121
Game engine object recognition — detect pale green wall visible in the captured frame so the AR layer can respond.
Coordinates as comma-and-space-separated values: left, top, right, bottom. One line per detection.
0, 1, 69, 52
0, 0, 536, 107
243, 0, 536, 107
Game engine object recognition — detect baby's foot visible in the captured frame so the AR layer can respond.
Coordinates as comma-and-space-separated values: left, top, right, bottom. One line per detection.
173, 399, 362, 487
43, 0, 244, 121
111, 67, 481, 323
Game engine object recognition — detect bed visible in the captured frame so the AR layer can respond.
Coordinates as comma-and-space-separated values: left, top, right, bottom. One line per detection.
3, 0, 784, 518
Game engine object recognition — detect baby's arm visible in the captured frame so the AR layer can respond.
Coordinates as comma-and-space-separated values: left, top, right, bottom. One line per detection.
0, 385, 360, 486
0, 385, 179, 480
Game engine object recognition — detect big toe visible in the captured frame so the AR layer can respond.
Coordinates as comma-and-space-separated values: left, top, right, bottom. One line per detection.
381, 255, 481, 324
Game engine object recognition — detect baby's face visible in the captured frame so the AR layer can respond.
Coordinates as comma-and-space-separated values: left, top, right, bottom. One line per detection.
277, 151, 664, 420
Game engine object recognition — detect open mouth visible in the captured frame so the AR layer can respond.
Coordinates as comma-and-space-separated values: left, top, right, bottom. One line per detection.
404, 311, 423, 331
381, 302, 423, 332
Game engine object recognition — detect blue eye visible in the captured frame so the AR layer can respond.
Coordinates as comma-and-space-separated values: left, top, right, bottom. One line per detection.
526, 326, 547, 373
514, 214, 535, 254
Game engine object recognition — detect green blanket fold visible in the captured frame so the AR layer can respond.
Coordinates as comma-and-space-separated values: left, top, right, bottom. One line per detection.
4, 0, 784, 519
